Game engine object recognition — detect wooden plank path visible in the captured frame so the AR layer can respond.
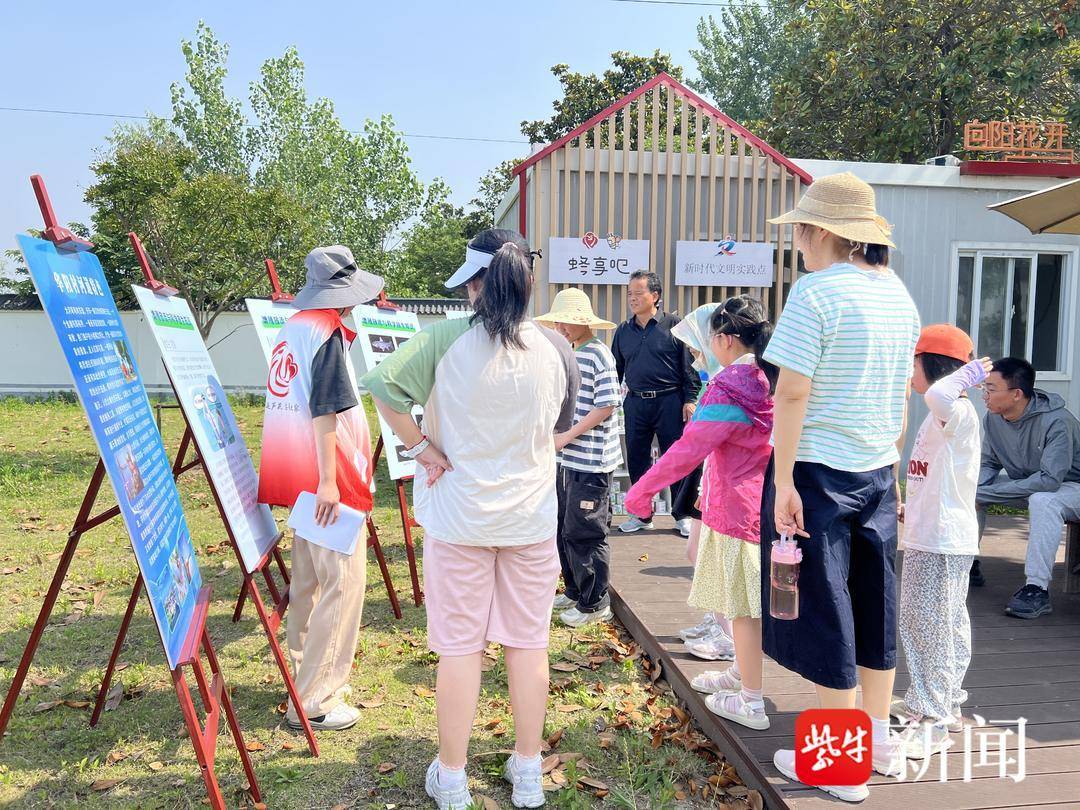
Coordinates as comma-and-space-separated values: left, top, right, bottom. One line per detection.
609, 515, 1080, 809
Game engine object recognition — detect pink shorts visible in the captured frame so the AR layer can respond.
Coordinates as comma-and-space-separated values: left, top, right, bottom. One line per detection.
423, 535, 560, 656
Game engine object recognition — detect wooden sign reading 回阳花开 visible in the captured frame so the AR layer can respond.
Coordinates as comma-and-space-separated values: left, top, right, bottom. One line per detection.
963, 119, 1074, 163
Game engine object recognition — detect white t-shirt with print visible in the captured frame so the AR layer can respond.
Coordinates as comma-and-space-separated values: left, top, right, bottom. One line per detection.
903, 386, 982, 556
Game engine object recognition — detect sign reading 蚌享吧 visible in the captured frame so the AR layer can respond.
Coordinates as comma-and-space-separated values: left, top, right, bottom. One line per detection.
548, 232, 650, 285
675, 240, 774, 287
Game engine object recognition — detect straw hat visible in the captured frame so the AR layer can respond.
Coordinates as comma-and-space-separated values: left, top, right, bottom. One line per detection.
768, 172, 895, 248
535, 288, 615, 330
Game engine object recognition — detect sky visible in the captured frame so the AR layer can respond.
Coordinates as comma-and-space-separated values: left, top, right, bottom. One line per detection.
0, 0, 726, 264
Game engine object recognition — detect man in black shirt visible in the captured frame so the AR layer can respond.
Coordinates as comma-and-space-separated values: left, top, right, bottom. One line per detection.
612, 271, 699, 534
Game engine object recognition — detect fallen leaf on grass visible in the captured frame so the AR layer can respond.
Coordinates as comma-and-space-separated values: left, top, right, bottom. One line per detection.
377, 762, 396, 774
413, 686, 435, 698
93, 591, 105, 609
91, 779, 121, 792
550, 662, 578, 673
555, 704, 583, 713
28, 676, 59, 688
476, 797, 500, 810
561, 650, 590, 666
577, 776, 608, 793
148, 761, 164, 771
103, 682, 124, 712
280, 741, 297, 751
245, 740, 266, 752
597, 733, 615, 749
106, 750, 127, 764
549, 768, 568, 787
545, 729, 563, 749
559, 753, 584, 765
748, 789, 764, 810
358, 699, 385, 709
33, 700, 61, 713
541, 754, 560, 774
63, 700, 91, 709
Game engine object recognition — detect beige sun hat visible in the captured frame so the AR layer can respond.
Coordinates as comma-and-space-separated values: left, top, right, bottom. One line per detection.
535, 288, 616, 330
768, 172, 895, 248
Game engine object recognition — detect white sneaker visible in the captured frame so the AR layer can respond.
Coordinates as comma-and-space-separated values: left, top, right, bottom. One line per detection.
559, 605, 613, 628
503, 753, 545, 808
425, 758, 473, 810
691, 667, 741, 694
773, 749, 869, 803
705, 691, 770, 730
898, 721, 953, 760
619, 516, 653, 533
552, 593, 575, 611
891, 697, 963, 734
286, 703, 360, 731
676, 518, 692, 537
679, 614, 717, 642
683, 626, 735, 661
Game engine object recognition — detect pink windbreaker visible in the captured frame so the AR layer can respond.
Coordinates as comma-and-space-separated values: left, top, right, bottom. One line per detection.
624, 362, 773, 544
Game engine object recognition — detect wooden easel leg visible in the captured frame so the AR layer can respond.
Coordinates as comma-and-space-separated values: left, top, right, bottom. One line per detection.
0, 459, 110, 739
246, 581, 319, 756
90, 575, 143, 727
231, 586, 248, 624
367, 517, 402, 619
396, 479, 423, 607
202, 628, 263, 804
172, 661, 227, 810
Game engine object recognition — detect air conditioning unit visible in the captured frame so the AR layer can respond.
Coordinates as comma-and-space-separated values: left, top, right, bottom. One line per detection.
924, 154, 961, 166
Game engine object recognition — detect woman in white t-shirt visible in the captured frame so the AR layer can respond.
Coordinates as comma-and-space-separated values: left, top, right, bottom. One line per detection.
897, 324, 991, 756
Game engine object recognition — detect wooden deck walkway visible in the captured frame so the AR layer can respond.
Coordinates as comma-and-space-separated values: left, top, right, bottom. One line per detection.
609, 515, 1080, 809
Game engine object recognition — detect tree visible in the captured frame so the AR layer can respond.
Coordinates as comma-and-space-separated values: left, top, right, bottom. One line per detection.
689, 3, 814, 130
469, 159, 522, 229
763, 1, 1080, 163
521, 50, 688, 148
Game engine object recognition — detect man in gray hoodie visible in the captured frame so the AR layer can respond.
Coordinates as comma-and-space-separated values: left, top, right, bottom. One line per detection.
977, 358, 1080, 619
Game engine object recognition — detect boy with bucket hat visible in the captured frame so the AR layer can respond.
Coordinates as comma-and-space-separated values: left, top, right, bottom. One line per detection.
536, 289, 620, 627
258, 245, 383, 731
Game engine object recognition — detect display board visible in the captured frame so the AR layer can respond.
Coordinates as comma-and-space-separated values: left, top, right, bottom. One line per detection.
547, 232, 650, 285
674, 240, 775, 287
244, 298, 298, 365
352, 304, 423, 479
134, 286, 279, 571
18, 235, 201, 669
445, 309, 473, 320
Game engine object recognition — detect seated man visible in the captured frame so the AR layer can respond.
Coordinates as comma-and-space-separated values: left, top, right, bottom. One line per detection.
977, 358, 1080, 619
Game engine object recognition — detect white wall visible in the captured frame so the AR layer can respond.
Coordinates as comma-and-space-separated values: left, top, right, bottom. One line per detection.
0, 309, 445, 397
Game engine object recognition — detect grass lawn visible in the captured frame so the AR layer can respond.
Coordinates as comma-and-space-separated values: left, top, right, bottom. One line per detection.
0, 397, 756, 809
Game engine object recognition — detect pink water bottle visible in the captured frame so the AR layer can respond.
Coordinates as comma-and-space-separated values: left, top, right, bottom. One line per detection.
770, 534, 803, 620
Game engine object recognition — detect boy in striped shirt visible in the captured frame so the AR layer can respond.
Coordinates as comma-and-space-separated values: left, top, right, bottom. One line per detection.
537, 289, 622, 628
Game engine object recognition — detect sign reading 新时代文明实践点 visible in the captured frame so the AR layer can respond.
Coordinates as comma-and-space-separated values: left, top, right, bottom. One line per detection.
674, 240, 775, 287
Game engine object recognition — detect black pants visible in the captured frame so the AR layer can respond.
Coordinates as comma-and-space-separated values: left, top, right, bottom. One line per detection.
671, 465, 703, 522
623, 391, 690, 517
556, 467, 613, 612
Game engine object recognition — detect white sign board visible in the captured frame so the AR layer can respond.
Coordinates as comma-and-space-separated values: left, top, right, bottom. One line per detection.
445, 309, 473, 320
675, 240, 775, 287
548, 233, 650, 285
352, 305, 423, 480
245, 298, 298, 365
134, 286, 280, 572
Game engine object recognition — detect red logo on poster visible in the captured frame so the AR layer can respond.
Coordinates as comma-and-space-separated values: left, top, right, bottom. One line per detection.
268, 341, 298, 398
582, 231, 599, 249
795, 709, 872, 786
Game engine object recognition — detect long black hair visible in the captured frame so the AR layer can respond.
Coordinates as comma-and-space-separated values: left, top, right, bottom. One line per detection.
710, 295, 779, 393
467, 228, 535, 349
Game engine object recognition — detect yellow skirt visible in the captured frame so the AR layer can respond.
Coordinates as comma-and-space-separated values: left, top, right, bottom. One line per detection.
688, 527, 761, 619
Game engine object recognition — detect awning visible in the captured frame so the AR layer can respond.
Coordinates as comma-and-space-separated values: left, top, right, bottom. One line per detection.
988, 177, 1080, 235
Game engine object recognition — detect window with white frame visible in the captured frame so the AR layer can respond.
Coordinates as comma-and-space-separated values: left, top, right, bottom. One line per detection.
955, 248, 1070, 373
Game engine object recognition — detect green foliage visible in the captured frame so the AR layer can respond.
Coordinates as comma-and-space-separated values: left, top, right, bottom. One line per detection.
763, 1, 1080, 162
521, 50, 686, 148
689, 3, 814, 129
470, 159, 522, 229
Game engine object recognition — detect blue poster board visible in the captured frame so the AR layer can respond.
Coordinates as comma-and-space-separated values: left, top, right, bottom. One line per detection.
17, 235, 201, 669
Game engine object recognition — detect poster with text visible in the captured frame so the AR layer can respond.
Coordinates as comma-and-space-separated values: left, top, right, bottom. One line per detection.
245, 298, 298, 366
675, 240, 774, 287
352, 304, 422, 480
18, 235, 201, 669
548, 232, 650, 285
135, 287, 279, 572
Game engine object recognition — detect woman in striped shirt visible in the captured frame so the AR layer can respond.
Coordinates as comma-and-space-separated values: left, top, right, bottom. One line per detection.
761, 173, 921, 802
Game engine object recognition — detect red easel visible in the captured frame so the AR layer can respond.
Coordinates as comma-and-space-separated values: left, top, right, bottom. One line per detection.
0, 177, 263, 810
369, 292, 423, 607
253, 262, 411, 618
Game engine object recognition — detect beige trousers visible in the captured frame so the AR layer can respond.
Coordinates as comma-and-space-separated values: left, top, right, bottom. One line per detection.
286, 527, 367, 719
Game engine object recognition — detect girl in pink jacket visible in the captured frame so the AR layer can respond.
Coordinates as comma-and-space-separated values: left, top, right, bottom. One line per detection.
625, 295, 777, 730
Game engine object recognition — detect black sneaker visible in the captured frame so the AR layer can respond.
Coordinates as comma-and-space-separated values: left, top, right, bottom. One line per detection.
969, 558, 985, 587
1005, 585, 1052, 619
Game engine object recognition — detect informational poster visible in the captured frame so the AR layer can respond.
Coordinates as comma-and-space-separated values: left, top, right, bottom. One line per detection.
352, 304, 423, 480
445, 309, 473, 320
244, 298, 297, 366
18, 235, 201, 669
675, 239, 775, 287
134, 287, 279, 572
548, 232, 650, 285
